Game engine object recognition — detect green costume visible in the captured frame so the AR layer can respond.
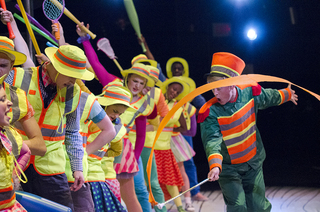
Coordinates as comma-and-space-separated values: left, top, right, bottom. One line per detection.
200, 84, 292, 212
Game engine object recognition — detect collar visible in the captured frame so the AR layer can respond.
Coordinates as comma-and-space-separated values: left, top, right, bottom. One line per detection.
0, 130, 12, 154
42, 62, 56, 88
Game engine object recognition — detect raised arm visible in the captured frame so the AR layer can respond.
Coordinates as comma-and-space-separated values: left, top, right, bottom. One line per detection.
0, 8, 35, 67
76, 23, 118, 87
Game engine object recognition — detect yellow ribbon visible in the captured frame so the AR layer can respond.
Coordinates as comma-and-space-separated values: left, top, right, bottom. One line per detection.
146, 74, 320, 206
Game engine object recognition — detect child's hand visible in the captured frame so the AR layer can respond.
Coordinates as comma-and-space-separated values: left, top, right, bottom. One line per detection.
76, 22, 89, 37
288, 84, 298, 105
0, 9, 14, 25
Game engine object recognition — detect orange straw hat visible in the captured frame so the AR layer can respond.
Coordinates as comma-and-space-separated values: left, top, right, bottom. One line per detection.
208, 52, 245, 78
166, 57, 189, 78
45, 45, 94, 81
121, 63, 155, 87
131, 54, 158, 67
0, 36, 27, 66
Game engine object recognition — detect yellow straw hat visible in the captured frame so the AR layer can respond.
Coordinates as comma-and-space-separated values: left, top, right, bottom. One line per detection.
45, 45, 94, 81
131, 54, 158, 67
97, 85, 134, 109
160, 76, 190, 101
166, 57, 189, 78
148, 65, 162, 87
121, 63, 155, 87
0, 36, 27, 66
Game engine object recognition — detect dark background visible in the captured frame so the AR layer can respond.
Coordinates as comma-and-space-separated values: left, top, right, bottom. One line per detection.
2, 0, 320, 190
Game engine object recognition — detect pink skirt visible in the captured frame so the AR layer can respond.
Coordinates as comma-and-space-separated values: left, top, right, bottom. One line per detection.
0, 201, 27, 212
170, 134, 196, 162
114, 138, 139, 179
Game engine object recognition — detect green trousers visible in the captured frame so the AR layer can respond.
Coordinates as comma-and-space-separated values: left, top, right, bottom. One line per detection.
140, 147, 167, 212
218, 163, 271, 212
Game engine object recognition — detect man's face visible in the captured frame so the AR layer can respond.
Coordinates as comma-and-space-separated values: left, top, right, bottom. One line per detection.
0, 53, 14, 77
171, 62, 184, 76
55, 73, 77, 90
207, 76, 235, 105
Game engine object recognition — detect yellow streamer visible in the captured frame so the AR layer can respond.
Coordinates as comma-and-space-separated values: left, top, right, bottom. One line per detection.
16, 0, 41, 56
146, 74, 320, 206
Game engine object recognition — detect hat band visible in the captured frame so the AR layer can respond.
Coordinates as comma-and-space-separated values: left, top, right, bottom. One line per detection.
150, 69, 159, 79
54, 50, 86, 70
0, 40, 14, 51
132, 56, 148, 64
131, 67, 149, 76
210, 65, 240, 78
103, 90, 131, 104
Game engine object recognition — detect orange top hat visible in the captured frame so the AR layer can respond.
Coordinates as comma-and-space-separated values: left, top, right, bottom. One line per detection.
209, 52, 245, 78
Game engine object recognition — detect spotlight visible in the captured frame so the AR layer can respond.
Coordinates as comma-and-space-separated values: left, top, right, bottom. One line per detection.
247, 29, 257, 40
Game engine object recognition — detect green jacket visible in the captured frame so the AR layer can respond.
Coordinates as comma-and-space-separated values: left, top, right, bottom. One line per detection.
200, 85, 292, 171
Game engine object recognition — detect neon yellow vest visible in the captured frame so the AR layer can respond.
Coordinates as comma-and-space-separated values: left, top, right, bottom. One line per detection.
12, 67, 80, 175
65, 92, 97, 182
0, 127, 22, 210
155, 100, 183, 150
107, 79, 153, 138
129, 87, 161, 148
86, 121, 126, 182
101, 157, 116, 179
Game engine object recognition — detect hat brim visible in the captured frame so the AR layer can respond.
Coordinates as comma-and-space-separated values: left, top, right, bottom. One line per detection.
45, 47, 94, 81
121, 69, 155, 87
96, 95, 134, 109
135, 59, 158, 68
166, 57, 189, 79
0, 49, 27, 66
160, 77, 190, 101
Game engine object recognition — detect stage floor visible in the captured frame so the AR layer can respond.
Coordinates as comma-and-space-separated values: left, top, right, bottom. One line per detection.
164, 186, 320, 212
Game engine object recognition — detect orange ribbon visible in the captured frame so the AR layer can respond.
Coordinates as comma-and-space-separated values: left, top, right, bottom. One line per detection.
146, 74, 320, 206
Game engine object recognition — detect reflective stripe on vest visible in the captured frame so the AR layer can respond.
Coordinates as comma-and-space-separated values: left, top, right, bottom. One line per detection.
12, 67, 80, 175
218, 99, 257, 164
65, 91, 96, 182
87, 122, 126, 182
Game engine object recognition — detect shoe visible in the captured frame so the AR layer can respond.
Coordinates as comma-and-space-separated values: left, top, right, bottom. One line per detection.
185, 203, 195, 212
177, 205, 186, 212
192, 193, 209, 201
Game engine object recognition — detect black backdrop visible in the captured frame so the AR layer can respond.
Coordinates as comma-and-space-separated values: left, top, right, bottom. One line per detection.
2, 0, 320, 190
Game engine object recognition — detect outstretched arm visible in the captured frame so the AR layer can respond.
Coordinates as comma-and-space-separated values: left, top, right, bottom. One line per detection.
51, 21, 66, 46
0, 8, 35, 67
76, 23, 118, 87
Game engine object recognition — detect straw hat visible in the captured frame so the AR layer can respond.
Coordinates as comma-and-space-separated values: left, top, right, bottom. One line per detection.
131, 54, 157, 67
180, 76, 196, 102
208, 52, 245, 78
97, 85, 134, 109
121, 63, 155, 87
45, 45, 94, 81
166, 57, 189, 78
0, 36, 27, 66
160, 76, 190, 101
148, 66, 162, 87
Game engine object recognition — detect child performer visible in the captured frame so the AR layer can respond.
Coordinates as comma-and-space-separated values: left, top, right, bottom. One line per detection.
85, 85, 134, 212
0, 75, 31, 212
128, 55, 169, 212
200, 52, 298, 211
154, 76, 191, 212
76, 23, 157, 212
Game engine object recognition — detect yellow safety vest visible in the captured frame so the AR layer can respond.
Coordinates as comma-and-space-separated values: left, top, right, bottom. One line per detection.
107, 79, 153, 138
128, 87, 162, 148
3, 82, 28, 159
0, 127, 22, 210
101, 157, 116, 179
12, 67, 80, 175
155, 100, 183, 150
86, 121, 126, 182
64, 91, 97, 182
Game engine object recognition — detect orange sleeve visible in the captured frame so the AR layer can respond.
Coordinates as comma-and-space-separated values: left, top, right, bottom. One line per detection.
157, 92, 169, 117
